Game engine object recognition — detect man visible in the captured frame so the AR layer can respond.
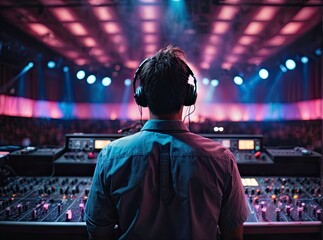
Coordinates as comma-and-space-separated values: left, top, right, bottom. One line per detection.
85, 46, 249, 240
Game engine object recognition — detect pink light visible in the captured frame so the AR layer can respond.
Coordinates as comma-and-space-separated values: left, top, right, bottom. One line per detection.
244, 22, 264, 35
221, 62, 233, 69
51, 8, 76, 21
111, 35, 123, 44
144, 34, 158, 43
203, 54, 214, 63
293, 8, 317, 21
209, 35, 220, 44
280, 22, 303, 34
257, 48, 271, 56
266, 35, 286, 46
248, 57, 263, 65
205, 45, 217, 55
75, 58, 88, 65
90, 48, 105, 56
65, 23, 88, 36
239, 36, 255, 45
93, 7, 115, 21
97, 56, 110, 63
142, 21, 158, 33
103, 22, 120, 34
28, 23, 51, 36
217, 6, 239, 20
200, 62, 210, 69
139, 6, 160, 20
226, 55, 239, 63
212, 22, 230, 34
232, 45, 247, 54
145, 44, 157, 53
124, 60, 140, 69
254, 7, 278, 21
63, 50, 79, 59
83, 37, 97, 47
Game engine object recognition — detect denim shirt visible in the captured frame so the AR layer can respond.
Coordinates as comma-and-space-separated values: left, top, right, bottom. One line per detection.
85, 120, 248, 240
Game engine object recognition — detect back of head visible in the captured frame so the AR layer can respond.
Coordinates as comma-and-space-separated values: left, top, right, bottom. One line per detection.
138, 45, 191, 115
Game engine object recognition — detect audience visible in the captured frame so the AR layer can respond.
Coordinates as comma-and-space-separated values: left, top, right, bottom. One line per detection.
0, 116, 321, 153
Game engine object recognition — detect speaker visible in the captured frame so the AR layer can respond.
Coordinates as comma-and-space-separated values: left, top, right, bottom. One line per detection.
133, 57, 197, 107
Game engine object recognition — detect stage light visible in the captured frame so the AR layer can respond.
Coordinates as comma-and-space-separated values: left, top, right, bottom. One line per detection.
76, 70, 85, 80
47, 61, 56, 69
202, 78, 210, 85
87, 75, 96, 84
259, 68, 269, 79
63, 66, 69, 72
210, 79, 219, 87
300, 56, 309, 64
234, 76, 243, 85
285, 59, 296, 70
279, 64, 287, 73
102, 77, 111, 86
124, 78, 132, 86
27, 62, 34, 68
315, 48, 321, 56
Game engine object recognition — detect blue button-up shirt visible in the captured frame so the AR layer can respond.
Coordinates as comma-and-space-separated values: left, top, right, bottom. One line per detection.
85, 120, 248, 240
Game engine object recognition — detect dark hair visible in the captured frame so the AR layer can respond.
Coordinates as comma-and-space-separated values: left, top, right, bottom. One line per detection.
139, 45, 191, 115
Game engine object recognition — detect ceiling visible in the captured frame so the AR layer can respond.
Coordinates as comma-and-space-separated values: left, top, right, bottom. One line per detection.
0, 0, 322, 81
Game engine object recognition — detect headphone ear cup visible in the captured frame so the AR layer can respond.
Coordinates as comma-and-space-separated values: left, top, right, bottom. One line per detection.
184, 83, 197, 106
134, 86, 148, 107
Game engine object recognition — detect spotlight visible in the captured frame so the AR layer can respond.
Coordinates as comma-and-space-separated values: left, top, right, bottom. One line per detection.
202, 78, 210, 85
210, 79, 219, 87
279, 64, 287, 73
233, 76, 243, 85
315, 48, 321, 56
124, 78, 132, 86
76, 70, 86, 80
300, 56, 309, 64
63, 66, 69, 72
27, 62, 34, 68
102, 77, 112, 86
47, 61, 56, 69
87, 75, 96, 84
285, 59, 296, 70
259, 68, 269, 79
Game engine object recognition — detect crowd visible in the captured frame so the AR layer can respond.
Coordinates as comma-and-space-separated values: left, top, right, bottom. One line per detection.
0, 116, 322, 153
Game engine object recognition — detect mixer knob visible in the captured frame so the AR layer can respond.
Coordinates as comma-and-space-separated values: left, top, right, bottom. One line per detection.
275, 208, 281, 221
256, 189, 261, 195
85, 188, 90, 196
60, 188, 64, 195
43, 203, 49, 213
260, 201, 265, 209
301, 203, 307, 212
261, 207, 267, 221
250, 188, 255, 195
66, 209, 73, 221
286, 205, 291, 217
316, 188, 321, 194
245, 188, 249, 194
75, 186, 80, 194
32, 208, 37, 219
265, 187, 270, 193
317, 209, 322, 221
274, 188, 280, 195
58, 203, 62, 214
5, 207, 11, 218
298, 206, 303, 220
17, 204, 23, 214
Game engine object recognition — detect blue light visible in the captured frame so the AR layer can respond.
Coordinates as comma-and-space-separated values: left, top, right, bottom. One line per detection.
300, 56, 309, 64
124, 78, 132, 86
47, 61, 56, 69
279, 64, 287, 73
102, 77, 112, 86
259, 68, 269, 79
202, 78, 210, 85
28, 62, 34, 68
234, 76, 243, 85
63, 66, 69, 72
87, 75, 96, 84
210, 79, 219, 87
285, 59, 296, 70
315, 48, 321, 56
76, 70, 85, 80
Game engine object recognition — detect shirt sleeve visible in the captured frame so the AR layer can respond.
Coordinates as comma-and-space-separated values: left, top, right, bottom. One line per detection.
85, 147, 119, 240
218, 150, 249, 228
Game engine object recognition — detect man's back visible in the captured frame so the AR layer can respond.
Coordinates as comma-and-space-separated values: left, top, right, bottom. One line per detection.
85, 120, 248, 240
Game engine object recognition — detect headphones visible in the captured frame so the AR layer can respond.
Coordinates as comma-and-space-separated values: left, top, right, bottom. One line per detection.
133, 57, 197, 107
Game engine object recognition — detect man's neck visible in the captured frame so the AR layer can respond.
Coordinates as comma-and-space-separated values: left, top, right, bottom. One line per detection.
149, 111, 182, 120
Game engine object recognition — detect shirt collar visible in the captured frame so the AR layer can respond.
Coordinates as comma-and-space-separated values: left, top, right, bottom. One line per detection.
141, 120, 190, 133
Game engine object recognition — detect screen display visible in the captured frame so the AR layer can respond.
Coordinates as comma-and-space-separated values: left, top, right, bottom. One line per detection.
94, 140, 111, 150
238, 140, 255, 150
221, 139, 231, 149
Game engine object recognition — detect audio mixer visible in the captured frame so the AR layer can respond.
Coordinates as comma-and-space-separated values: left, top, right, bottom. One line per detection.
2, 133, 322, 240
0, 175, 322, 240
